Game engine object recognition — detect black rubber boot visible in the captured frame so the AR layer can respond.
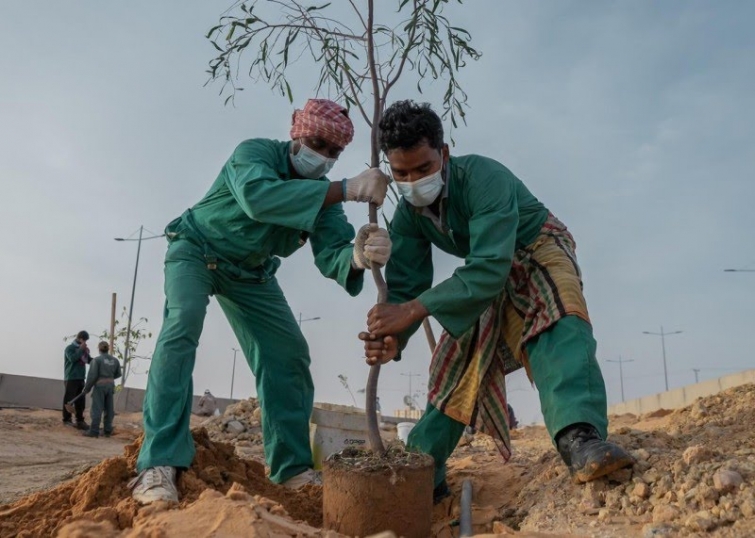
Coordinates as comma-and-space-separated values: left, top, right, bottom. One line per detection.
556, 423, 634, 483
82, 430, 99, 438
76, 421, 90, 430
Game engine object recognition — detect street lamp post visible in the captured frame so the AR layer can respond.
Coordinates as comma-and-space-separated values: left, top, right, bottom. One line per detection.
231, 348, 240, 400
606, 356, 634, 402
114, 226, 165, 387
298, 313, 321, 327
642, 326, 683, 392
401, 372, 422, 404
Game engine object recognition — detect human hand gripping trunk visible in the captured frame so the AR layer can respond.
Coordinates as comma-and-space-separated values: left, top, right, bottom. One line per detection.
352, 224, 391, 269
343, 168, 390, 205
359, 300, 430, 365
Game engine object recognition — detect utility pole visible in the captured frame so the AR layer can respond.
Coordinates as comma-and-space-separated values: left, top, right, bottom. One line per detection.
109, 293, 117, 357
642, 326, 683, 391
692, 368, 701, 384
230, 348, 240, 400
606, 356, 634, 402
114, 226, 164, 387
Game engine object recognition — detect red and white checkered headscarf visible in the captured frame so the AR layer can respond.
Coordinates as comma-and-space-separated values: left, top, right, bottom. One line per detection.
290, 99, 354, 149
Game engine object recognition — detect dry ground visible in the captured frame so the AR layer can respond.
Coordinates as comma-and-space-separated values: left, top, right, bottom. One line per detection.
1, 384, 754, 537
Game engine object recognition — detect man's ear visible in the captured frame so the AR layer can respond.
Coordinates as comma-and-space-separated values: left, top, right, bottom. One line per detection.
441, 143, 450, 164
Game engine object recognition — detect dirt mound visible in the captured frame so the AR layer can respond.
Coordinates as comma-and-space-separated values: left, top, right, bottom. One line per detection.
434, 383, 755, 537
57, 484, 338, 538
0, 429, 321, 538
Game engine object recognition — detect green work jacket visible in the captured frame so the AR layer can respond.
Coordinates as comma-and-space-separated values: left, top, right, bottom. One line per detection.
84, 353, 122, 392
386, 154, 550, 345
166, 138, 363, 295
64, 341, 87, 381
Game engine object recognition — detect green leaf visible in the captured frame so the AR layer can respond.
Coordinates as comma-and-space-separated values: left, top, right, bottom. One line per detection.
285, 80, 293, 103
307, 2, 332, 12
205, 24, 222, 39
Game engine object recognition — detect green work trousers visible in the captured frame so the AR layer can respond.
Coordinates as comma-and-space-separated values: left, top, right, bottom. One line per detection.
408, 315, 608, 487
90, 383, 115, 435
137, 239, 314, 483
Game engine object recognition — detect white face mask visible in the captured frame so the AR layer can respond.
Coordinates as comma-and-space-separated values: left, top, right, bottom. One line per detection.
291, 140, 336, 178
394, 167, 444, 207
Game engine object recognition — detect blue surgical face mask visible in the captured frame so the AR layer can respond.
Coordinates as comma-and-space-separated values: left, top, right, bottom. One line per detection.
291, 140, 336, 178
394, 167, 445, 207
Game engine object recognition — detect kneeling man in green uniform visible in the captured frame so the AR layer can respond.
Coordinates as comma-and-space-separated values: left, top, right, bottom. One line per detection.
361, 100, 633, 503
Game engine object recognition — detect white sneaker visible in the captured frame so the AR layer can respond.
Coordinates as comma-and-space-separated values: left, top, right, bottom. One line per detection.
129, 466, 179, 503
281, 469, 322, 489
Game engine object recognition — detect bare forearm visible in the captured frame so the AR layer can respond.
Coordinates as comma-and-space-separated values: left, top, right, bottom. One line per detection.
322, 180, 345, 208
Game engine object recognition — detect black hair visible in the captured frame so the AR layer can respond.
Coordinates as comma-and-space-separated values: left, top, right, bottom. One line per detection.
77, 330, 89, 341
379, 100, 444, 152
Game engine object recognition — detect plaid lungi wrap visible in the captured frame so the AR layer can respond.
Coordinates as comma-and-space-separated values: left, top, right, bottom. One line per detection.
427, 213, 590, 461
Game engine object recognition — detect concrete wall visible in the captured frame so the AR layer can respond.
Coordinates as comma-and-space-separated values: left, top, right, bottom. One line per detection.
0, 372, 237, 414
608, 369, 755, 416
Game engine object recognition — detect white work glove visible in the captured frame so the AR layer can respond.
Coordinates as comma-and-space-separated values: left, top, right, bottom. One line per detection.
352, 224, 392, 269
343, 168, 390, 206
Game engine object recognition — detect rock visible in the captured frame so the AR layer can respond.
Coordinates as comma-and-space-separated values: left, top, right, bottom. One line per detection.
690, 401, 708, 420
597, 508, 611, 522
580, 487, 602, 511
491, 521, 517, 534
653, 475, 674, 498
633, 448, 651, 462
226, 420, 246, 434
252, 407, 262, 421
604, 490, 623, 510
739, 495, 755, 518
682, 445, 712, 465
685, 510, 716, 532
607, 467, 633, 483
713, 469, 743, 493
633, 482, 651, 499
643, 523, 674, 537
652, 504, 680, 524
695, 484, 720, 509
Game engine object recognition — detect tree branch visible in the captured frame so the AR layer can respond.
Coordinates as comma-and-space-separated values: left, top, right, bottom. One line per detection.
367, 0, 381, 168
384, 0, 421, 95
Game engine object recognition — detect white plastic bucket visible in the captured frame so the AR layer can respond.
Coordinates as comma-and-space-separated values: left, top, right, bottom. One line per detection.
397, 421, 415, 444
310, 403, 371, 470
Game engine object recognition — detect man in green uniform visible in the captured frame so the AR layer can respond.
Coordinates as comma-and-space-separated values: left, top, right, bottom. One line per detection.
131, 99, 392, 503
63, 330, 90, 429
361, 100, 632, 503
82, 341, 122, 438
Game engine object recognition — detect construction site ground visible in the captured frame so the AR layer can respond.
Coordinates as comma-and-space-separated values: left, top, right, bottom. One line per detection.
1, 384, 754, 537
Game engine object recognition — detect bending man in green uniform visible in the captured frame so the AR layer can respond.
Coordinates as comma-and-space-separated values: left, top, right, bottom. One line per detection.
82, 341, 122, 438
131, 99, 392, 503
361, 100, 633, 503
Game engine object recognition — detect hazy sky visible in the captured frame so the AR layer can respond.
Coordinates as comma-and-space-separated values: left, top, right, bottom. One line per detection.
1, 1, 753, 425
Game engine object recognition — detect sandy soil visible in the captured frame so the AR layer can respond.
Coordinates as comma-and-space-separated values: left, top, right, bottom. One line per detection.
1, 385, 754, 537
0, 408, 206, 506
0, 409, 140, 505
